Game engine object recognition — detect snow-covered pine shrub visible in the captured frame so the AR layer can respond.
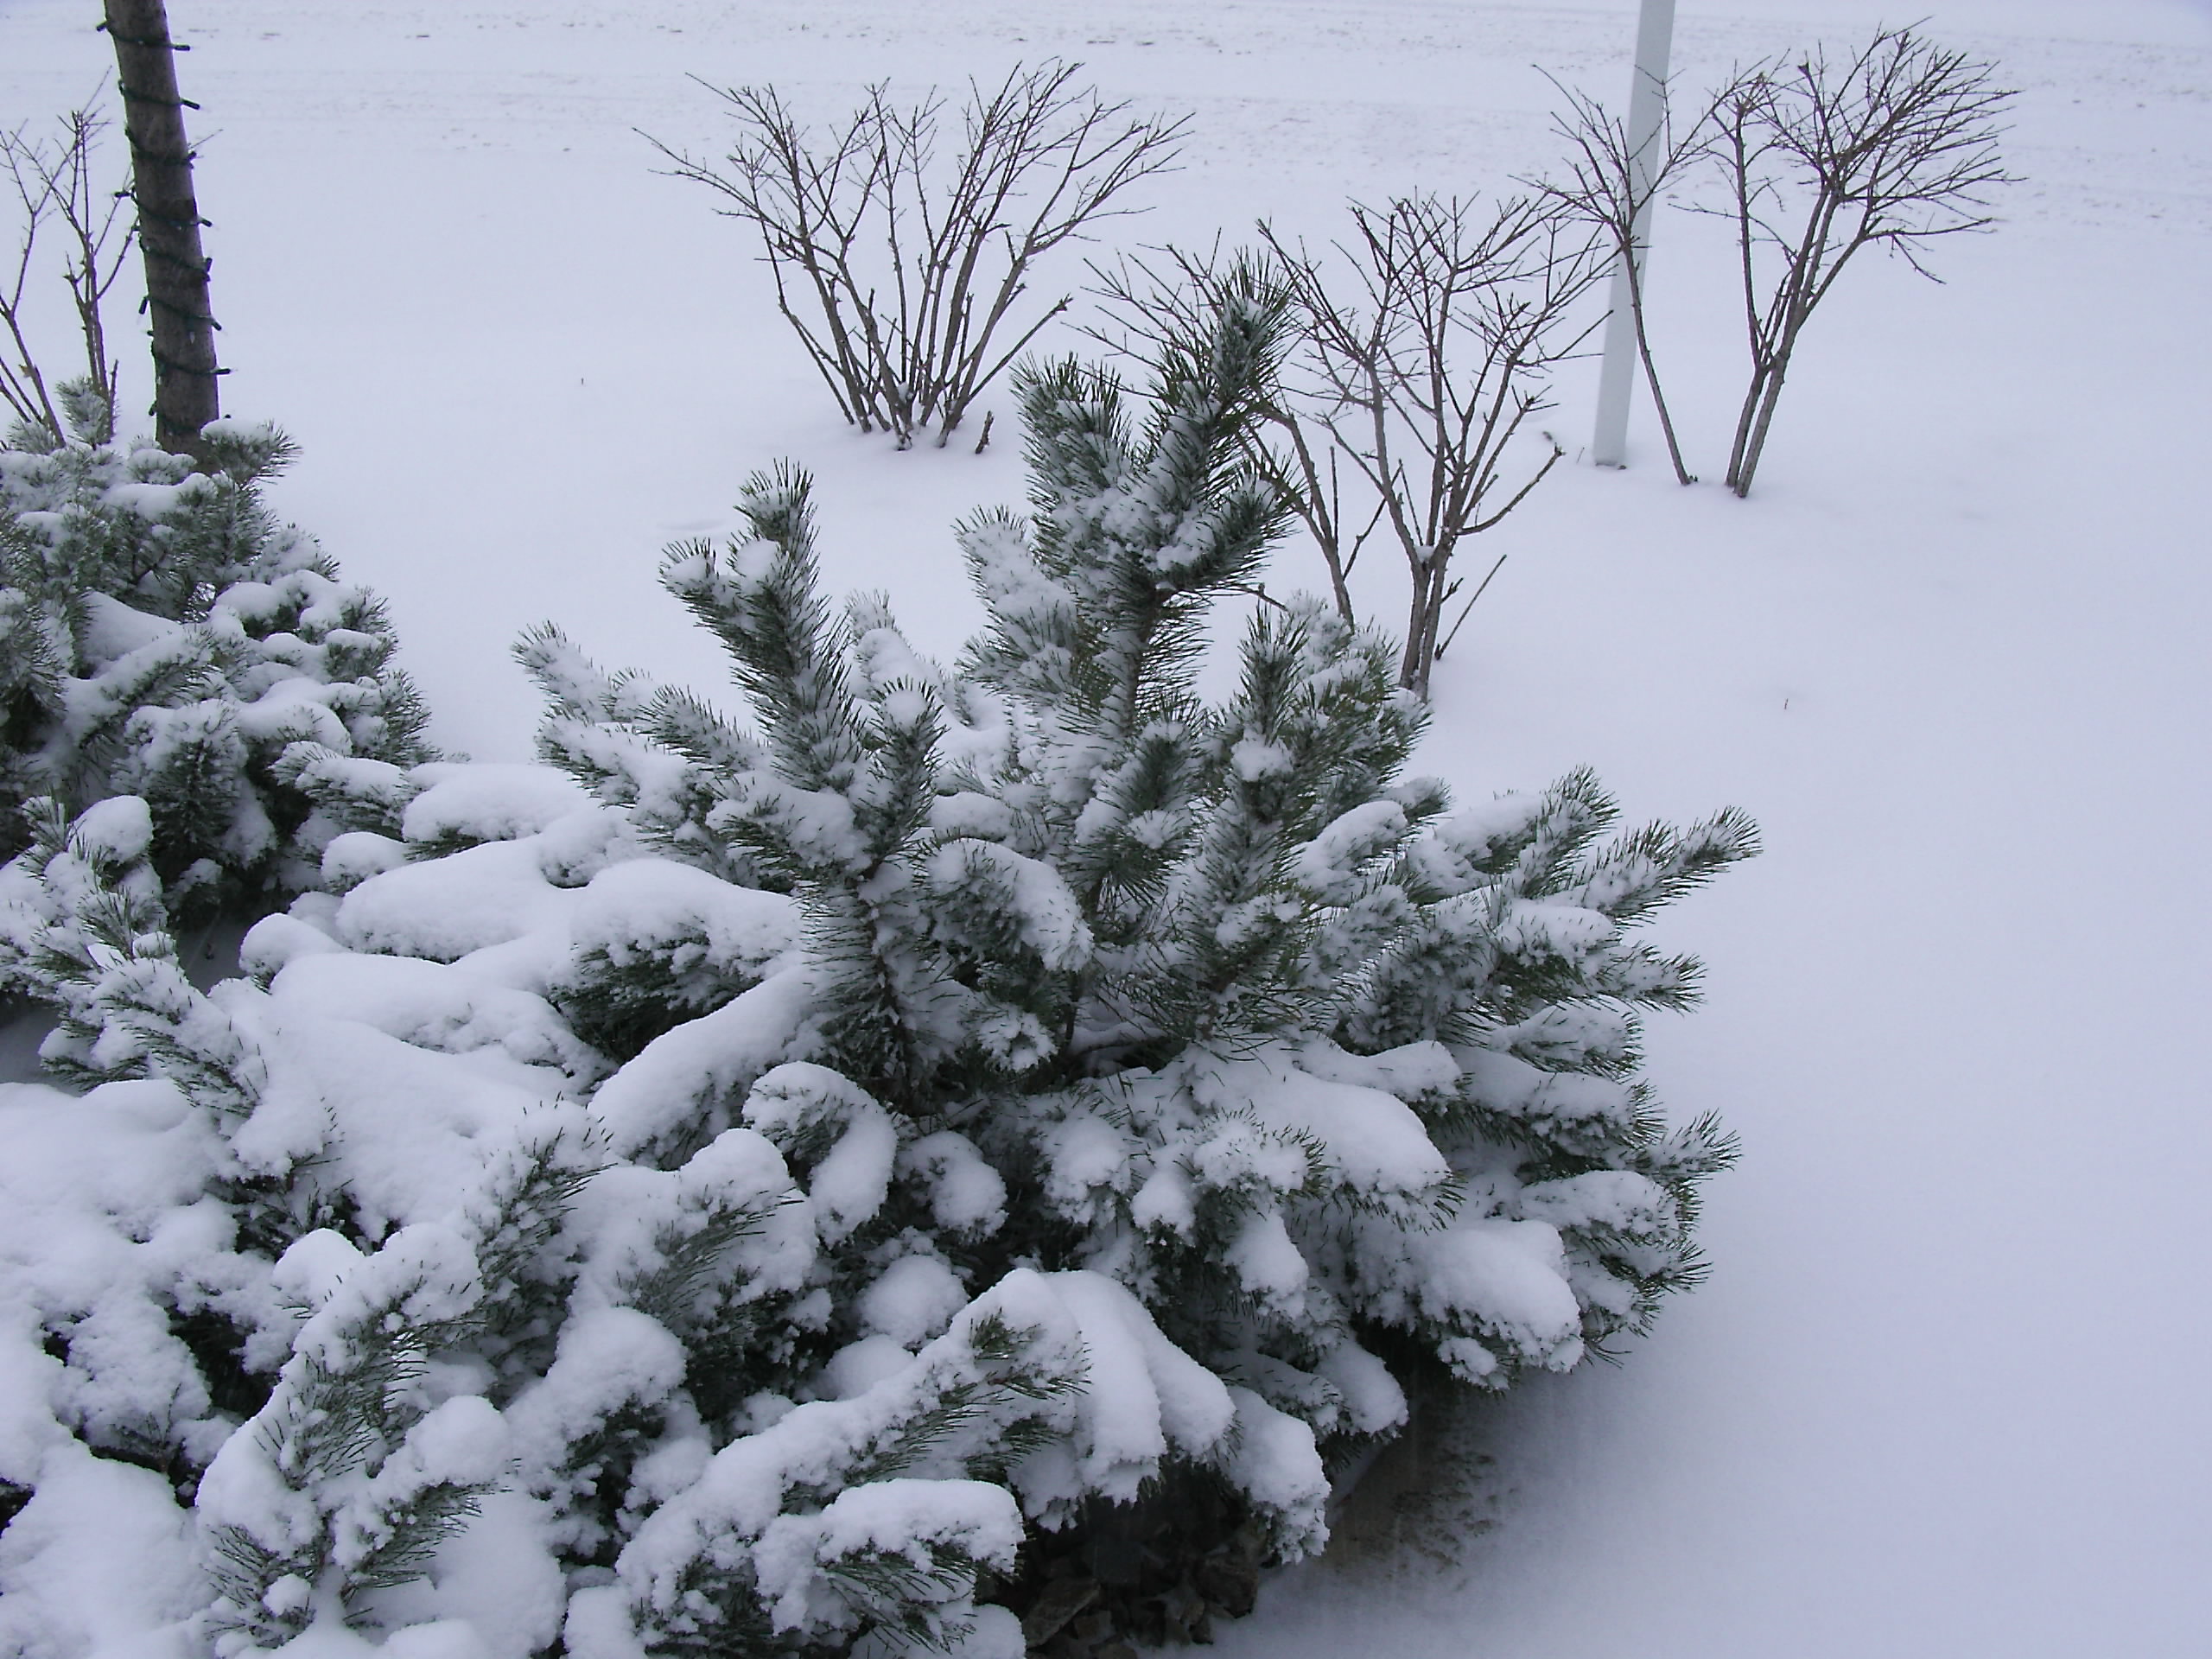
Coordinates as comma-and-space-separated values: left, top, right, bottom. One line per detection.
0, 280, 1751, 1659
0, 781, 613, 1657
511, 279, 1755, 1645
0, 410, 434, 922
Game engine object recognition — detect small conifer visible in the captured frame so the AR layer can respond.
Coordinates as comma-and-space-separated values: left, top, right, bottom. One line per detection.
0, 414, 432, 922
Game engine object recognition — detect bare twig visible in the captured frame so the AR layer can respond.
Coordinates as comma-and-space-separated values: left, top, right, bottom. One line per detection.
2, 124, 69, 438
1226, 581, 1291, 613
1, 95, 135, 445
1434, 552, 1507, 658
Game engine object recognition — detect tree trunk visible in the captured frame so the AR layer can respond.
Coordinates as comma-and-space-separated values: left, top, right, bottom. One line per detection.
104, 0, 219, 457
1724, 363, 1768, 493
1732, 351, 1793, 498
1402, 556, 1444, 698
1625, 263, 1694, 486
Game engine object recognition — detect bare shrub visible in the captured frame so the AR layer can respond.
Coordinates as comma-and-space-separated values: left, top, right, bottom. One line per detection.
1264, 196, 1602, 697
1702, 27, 2016, 496
2, 99, 135, 447
1532, 72, 1714, 486
1096, 198, 1602, 699
652, 61, 1185, 450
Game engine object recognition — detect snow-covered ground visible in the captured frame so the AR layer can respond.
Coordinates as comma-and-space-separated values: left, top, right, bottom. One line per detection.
4, 0, 2209, 1653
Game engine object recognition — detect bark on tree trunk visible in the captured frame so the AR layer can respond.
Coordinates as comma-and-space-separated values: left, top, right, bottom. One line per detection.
1402, 556, 1445, 699
1725, 365, 1767, 492
1732, 360, 1790, 498
103, 0, 219, 457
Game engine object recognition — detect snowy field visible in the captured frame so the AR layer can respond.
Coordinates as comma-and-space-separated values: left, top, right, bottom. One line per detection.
4, 0, 2210, 1655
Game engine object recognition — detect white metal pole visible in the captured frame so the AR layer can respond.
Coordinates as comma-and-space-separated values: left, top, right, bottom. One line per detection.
1591, 0, 1676, 468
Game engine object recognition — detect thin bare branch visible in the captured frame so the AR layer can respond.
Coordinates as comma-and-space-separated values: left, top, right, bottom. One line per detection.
1527, 70, 1713, 484
1, 92, 135, 446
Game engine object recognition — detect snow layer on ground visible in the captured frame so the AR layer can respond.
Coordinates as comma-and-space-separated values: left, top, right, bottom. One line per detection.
3, 1, 2209, 1655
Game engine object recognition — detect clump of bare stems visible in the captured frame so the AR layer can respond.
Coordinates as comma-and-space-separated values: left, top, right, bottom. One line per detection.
2, 97, 135, 448
1542, 24, 2016, 496
651, 60, 1185, 451
1700, 28, 2016, 495
1095, 194, 1604, 699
